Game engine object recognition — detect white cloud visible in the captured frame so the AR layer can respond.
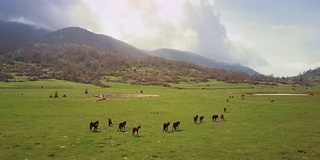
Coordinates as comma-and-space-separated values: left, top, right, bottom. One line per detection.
256, 62, 320, 77
0, 0, 100, 31
227, 36, 268, 67
1, 0, 319, 77
217, 13, 320, 76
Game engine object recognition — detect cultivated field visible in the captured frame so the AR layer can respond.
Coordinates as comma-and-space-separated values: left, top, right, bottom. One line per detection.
0, 79, 320, 160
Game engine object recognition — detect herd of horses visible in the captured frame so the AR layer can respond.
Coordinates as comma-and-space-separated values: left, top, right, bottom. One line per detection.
89, 107, 227, 137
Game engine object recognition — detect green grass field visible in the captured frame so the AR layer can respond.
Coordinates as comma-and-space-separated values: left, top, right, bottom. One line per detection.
1, 79, 320, 159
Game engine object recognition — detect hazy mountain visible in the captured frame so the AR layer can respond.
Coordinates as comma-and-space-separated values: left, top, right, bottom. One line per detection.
0, 20, 51, 50
42, 27, 148, 57
150, 48, 259, 75
0, 21, 258, 75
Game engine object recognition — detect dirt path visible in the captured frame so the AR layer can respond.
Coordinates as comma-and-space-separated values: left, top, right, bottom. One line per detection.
103, 94, 159, 98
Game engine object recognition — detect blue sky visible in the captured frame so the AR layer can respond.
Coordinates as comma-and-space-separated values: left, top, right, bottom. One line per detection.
0, 0, 319, 76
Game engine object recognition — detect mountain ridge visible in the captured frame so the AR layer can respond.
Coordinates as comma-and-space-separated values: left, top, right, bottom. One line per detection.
150, 48, 259, 75
0, 20, 51, 51
0, 20, 258, 75
42, 27, 149, 58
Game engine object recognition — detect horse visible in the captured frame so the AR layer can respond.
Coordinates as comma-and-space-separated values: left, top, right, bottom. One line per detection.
163, 122, 170, 132
220, 113, 225, 121
212, 115, 218, 122
89, 121, 99, 132
200, 116, 204, 123
224, 107, 227, 113
172, 121, 180, 132
194, 115, 199, 123
108, 118, 113, 127
118, 121, 127, 132
132, 125, 141, 137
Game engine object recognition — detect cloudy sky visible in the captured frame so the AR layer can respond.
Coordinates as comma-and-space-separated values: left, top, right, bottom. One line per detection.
0, 0, 319, 77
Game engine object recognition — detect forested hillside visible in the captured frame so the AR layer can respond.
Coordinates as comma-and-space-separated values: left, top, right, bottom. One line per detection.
42, 27, 148, 57
0, 22, 318, 87
0, 43, 269, 87
290, 67, 320, 85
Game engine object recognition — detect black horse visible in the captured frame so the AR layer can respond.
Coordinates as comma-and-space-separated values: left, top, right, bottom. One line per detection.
212, 115, 219, 122
118, 121, 127, 132
200, 116, 204, 123
89, 121, 99, 132
194, 115, 199, 123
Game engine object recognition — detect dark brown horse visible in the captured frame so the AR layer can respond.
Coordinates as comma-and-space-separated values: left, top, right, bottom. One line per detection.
108, 118, 113, 127
172, 121, 180, 132
163, 122, 170, 132
89, 121, 99, 132
220, 113, 225, 121
132, 125, 141, 137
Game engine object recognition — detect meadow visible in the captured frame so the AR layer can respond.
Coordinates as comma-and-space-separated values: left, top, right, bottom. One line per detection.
0, 79, 320, 160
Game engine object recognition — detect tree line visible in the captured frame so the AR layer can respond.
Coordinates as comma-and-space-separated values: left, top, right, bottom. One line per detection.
0, 43, 316, 87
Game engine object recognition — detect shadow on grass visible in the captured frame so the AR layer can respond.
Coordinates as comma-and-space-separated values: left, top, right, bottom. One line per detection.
211, 120, 227, 122
162, 129, 184, 133
132, 135, 145, 138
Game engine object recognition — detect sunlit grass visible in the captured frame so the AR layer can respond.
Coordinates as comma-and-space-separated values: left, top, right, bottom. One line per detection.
0, 80, 319, 159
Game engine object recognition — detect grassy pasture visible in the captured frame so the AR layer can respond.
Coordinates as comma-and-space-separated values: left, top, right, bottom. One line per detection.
0, 79, 320, 159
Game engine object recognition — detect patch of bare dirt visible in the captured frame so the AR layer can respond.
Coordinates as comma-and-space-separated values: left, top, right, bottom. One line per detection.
93, 94, 159, 102
103, 94, 159, 98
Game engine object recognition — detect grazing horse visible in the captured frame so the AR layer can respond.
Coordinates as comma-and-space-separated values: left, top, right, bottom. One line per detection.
108, 118, 113, 127
118, 121, 127, 132
224, 107, 227, 113
89, 121, 99, 132
200, 116, 204, 123
172, 121, 180, 132
132, 125, 141, 137
163, 122, 170, 132
220, 113, 225, 121
194, 115, 199, 123
212, 115, 218, 122
270, 100, 275, 102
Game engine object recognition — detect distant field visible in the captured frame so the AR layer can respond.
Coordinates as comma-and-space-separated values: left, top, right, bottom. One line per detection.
0, 79, 320, 159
